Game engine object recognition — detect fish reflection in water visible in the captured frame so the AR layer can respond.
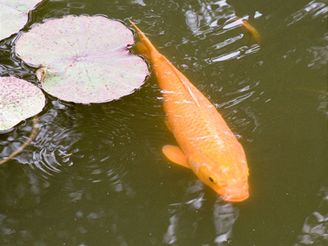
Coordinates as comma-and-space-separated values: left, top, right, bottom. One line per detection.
294, 186, 328, 246
163, 181, 239, 245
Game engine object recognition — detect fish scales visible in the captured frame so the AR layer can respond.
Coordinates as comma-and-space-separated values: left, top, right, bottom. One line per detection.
156, 56, 234, 154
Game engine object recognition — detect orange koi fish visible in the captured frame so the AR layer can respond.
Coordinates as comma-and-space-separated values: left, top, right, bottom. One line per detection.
130, 21, 249, 202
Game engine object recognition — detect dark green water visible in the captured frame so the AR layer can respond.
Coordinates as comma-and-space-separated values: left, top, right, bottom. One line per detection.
0, 0, 327, 245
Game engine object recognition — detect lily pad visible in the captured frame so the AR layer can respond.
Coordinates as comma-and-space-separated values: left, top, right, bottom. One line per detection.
0, 76, 45, 131
15, 15, 149, 104
0, 0, 42, 41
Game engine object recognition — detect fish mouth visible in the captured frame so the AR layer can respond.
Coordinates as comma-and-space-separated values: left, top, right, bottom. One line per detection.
219, 184, 249, 202
222, 191, 249, 202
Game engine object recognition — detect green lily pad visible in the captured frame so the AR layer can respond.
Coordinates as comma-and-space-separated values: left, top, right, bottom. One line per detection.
15, 15, 149, 104
0, 0, 42, 41
0, 76, 45, 131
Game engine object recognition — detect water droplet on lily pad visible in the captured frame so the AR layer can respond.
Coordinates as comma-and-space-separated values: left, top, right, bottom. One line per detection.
0, 0, 42, 41
15, 15, 149, 104
0, 76, 45, 131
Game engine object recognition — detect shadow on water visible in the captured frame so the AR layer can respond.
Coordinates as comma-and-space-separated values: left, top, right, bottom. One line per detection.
163, 180, 239, 245
294, 186, 328, 246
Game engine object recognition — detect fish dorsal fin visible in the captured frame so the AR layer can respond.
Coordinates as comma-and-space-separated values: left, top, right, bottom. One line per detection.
169, 62, 201, 107
182, 77, 201, 107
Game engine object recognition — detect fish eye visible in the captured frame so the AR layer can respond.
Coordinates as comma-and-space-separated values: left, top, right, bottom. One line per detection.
208, 176, 215, 183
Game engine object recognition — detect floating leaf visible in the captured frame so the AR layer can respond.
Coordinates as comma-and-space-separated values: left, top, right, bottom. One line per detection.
15, 15, 149, 104
0, 0, 42, 41
0, 76, 45, 131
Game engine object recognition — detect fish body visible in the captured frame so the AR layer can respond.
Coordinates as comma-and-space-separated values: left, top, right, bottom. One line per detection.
130, 21, 249, 202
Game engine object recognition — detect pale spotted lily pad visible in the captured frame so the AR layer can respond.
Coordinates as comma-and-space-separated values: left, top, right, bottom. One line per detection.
0, 76, 45, 131
15, 15, 149, 104
0, 0, 42, 41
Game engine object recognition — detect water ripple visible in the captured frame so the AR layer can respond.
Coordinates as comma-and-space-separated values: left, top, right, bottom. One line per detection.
307, 32, 328, 69
183, 0, 262, 65
0, 101, 81, 177
184, 0, 238, 36
287, 0, 328, 25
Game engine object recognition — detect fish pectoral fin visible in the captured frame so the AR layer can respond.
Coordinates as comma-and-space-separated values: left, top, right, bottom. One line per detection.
162, 145, 190, 168
165, 119, 172, 132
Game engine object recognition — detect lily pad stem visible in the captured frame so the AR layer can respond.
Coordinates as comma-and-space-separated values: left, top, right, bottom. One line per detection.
0, 117, 39, 166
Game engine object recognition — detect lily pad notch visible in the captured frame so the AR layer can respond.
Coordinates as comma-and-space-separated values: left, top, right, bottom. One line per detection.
0, 76, 45, 165
0, 0, 43, 41
15, 15, 149, 104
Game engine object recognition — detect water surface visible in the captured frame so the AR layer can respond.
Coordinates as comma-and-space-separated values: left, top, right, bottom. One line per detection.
0, 0, 327, 245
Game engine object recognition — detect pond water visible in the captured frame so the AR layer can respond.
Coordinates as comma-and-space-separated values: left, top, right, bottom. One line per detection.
0, 0, 327, 245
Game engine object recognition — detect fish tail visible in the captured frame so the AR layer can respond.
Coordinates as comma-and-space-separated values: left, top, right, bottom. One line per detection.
134, 42, 150, 59
129, 20, 158, 58
241, 20, 261, 44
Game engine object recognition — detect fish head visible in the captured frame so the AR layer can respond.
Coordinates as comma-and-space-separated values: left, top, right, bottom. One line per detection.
193, 159, 249, 202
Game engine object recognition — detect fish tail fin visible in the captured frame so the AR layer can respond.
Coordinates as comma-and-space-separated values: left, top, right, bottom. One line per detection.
241, 20, 261, 44
129, 20, 158, 58
134, 42, 150, 59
